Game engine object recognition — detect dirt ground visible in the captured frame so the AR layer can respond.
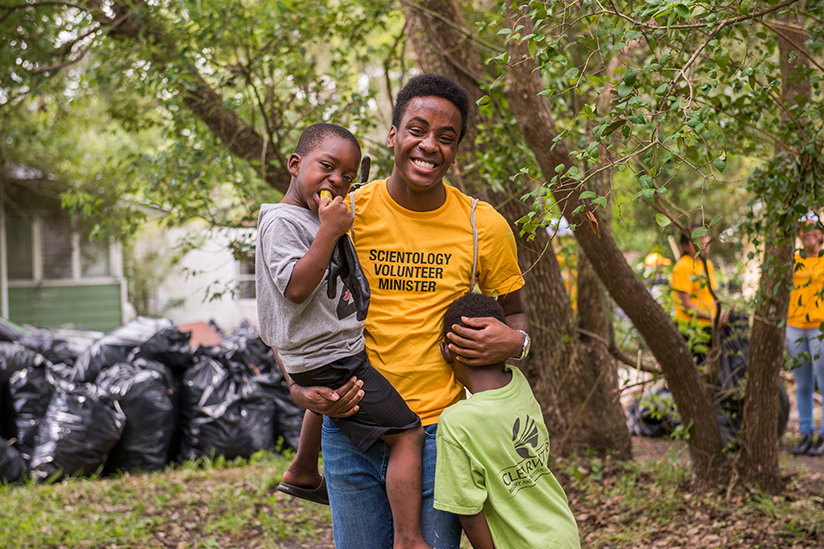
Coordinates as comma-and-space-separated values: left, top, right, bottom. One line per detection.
632, 434, 824, 474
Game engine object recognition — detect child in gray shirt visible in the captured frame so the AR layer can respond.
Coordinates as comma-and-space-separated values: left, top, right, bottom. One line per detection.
256, 123, 430, 549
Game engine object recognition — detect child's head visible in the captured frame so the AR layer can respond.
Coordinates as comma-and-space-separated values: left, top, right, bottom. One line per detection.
287, 123, 361, 212
440, 293, 507, 381
392, 74, 469, 143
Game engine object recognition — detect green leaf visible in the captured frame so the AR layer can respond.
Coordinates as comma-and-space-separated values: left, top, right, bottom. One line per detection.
477, 95, 494, 117
623, 69, 636, 87
691, 227, 708, 239
655, 214, 671, 227
579, 190, 596, 200
602, 118, 627, 136
616, 83, 633, 99
712, 156, 726, 172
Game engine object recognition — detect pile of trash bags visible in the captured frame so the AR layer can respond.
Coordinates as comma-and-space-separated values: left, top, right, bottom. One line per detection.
0, 317, 303, 483
626, 312, 789, 449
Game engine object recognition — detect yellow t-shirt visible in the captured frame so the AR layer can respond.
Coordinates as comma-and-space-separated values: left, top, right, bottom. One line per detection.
351, 180, 524, 425
671, 255, 716, 327
788, 252, 824, 329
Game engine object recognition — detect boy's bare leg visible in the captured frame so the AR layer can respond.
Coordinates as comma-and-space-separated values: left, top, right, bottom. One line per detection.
382, 426, 431, 549
282, 410, 324, 489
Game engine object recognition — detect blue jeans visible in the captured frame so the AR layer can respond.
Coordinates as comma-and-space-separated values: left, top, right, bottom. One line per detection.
786, 325, 824, 436
322, 417, 461, 549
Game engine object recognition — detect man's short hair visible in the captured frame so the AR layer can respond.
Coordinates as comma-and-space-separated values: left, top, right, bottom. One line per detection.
392, 73, 469, 142
295, 123, 361, 157
442, 292, 505, 341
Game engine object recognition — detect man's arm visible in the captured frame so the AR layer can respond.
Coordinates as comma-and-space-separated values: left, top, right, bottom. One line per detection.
272, 348, 364, 417
445, 289, 530, 366
458, 511, 496, 549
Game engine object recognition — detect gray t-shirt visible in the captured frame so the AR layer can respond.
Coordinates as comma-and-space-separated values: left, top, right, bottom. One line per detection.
255, 203, 364, 374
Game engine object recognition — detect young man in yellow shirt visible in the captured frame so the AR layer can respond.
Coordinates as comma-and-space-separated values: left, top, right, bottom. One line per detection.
282, 74, 529, 548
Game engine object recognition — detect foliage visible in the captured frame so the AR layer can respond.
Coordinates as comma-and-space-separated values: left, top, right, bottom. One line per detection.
1, 0, 404, 237
479, 0, 823, 259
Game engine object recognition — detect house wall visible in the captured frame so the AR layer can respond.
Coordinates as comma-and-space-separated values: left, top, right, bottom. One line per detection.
1, 180, 126, 332
8, 283, 122, 332
135, 223, 258, 333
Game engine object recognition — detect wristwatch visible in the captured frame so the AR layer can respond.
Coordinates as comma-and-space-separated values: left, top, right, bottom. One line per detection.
516, 329, 531, 360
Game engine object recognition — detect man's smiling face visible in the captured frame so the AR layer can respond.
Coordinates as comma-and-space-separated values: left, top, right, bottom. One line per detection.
387, 95, 462, 196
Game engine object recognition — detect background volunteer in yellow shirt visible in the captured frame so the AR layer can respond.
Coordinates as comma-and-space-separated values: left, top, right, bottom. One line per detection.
786, 213, 824, 457
671, 225, 726, 365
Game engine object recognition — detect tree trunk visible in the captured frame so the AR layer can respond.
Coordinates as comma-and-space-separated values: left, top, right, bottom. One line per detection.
404, 0, 631, 458
502, 4, 727, 488
739, 13, 811, 493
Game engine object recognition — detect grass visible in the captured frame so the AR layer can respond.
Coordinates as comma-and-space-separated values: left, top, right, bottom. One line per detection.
1, 450, 332, 548
1, 443, 823, 548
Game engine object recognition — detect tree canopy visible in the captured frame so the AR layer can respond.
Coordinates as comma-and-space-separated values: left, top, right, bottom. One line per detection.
2, 0, 823, 492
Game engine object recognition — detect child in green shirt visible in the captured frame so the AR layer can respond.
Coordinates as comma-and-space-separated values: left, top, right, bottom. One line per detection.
435, 293, 580, 549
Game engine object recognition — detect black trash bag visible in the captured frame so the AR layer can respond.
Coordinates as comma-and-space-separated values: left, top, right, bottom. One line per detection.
0, 318, 94, 368
218, 322, 279, 375
71, 317, 191, 383
711, 312, 790, 449
197, 327, 299, 451
715, 313, 750, 403
29, 382, 125, 482
8, 351, 55, 463
177, 355, 277, 462
129, 325, 193, 375
22, 330, 94, 369
97, 359, 176, 474
0, 437, 24, 483
1, 343, 44, 441
625, 386, 681, 437
326, 234, 370, 321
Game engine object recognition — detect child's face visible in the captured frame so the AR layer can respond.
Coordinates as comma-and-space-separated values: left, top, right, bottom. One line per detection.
387, 96, 461, 194
288, 135, 360, 212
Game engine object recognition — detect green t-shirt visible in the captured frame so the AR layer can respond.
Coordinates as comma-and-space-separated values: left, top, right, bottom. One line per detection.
434, 366, 580, 549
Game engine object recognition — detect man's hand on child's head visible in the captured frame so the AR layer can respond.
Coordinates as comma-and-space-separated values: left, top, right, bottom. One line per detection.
446, 316, 522, 366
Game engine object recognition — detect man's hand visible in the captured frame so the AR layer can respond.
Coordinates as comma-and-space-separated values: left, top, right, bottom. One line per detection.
445, 316, 524, 366
290, 376, 364, 417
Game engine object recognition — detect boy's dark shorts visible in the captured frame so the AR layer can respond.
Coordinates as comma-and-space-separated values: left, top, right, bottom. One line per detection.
290, 349, 421, 453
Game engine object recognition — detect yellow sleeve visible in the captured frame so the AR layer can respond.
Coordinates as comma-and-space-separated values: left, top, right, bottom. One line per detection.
475, 203, 525, 296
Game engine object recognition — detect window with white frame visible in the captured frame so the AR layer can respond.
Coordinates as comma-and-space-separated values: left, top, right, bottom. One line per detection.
5, 208, 113, 283
237, 254, 255, 299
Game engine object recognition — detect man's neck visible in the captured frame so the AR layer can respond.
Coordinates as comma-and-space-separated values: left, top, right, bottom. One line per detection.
385, 175, 446, 212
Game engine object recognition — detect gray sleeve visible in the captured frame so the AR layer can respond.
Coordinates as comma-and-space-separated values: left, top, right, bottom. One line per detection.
259, 213, 313, 297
